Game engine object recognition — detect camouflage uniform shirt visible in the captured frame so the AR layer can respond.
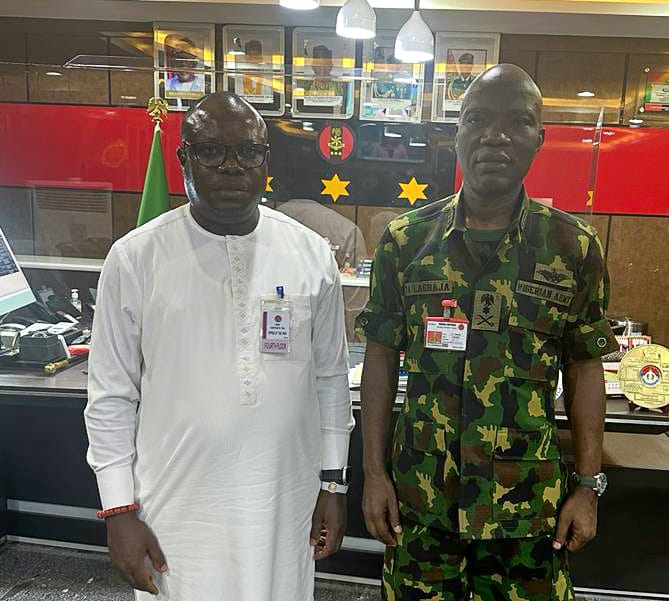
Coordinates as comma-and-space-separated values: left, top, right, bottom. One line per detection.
356, 189, 618, 540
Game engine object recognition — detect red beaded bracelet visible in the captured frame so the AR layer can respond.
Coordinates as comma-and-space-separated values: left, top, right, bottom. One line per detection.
96, 502, 140, 519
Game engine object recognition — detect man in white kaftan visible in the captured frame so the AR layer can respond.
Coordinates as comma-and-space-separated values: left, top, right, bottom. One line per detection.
85, 92, 354, 601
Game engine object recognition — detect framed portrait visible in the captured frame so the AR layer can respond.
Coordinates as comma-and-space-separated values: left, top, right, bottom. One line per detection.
292, 28, 355, 119
153, 22, 215, 112
431, 32, 500, 123
641, 67, 669, 114
222, 25, 285, 116
360, 32, 425, 123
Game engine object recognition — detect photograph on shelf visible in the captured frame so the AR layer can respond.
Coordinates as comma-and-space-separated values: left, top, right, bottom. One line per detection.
222, 25, 285, 116
154, 23, 215, 111
360, 33, 424, 123
431, 32, 500, 123
292, 28, 355, 119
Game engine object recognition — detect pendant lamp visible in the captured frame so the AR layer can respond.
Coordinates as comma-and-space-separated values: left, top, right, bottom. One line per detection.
336, 0, 376, 39
394, 0, 433, 63
280, 0, 319, 10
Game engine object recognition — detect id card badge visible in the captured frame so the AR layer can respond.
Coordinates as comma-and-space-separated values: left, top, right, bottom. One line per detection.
424, 299, 469, 351
260, 289, 292, 354
424, 317, 469, 351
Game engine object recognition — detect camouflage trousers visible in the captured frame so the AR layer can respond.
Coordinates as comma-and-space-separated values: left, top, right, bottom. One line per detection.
383, 518, 575, 601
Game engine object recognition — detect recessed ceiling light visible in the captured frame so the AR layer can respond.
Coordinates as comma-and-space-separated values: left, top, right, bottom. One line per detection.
577, 91, 595, 98
45, 71, 62, 77
629, 118, 644, 125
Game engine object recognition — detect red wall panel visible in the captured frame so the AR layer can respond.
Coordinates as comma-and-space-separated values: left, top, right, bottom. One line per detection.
0, 103, 668, 215
0, 103, 186, 196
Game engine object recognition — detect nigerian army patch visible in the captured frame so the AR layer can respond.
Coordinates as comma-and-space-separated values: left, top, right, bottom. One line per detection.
516, 280, 574, 307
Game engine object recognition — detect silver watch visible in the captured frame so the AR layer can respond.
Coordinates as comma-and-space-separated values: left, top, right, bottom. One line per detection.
571, 472, 608, 496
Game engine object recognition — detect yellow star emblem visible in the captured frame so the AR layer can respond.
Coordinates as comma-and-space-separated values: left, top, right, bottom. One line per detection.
321, 173, 350, 203
265, 176, 274, 192
398, 177, 428, 206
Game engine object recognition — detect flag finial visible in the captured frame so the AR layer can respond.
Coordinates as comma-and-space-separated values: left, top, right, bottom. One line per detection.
147, 97, 169, 126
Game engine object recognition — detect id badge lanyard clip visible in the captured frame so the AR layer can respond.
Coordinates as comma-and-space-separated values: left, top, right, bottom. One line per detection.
424, 299, 469, 351
260, 285, 292, 354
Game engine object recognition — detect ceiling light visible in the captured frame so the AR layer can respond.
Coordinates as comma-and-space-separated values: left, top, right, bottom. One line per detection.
280, 0, 319, 10
336, 0, 376, 40
577, 91, 595, 98
629, 118, 644, 125
384, 127, 402, 138
394, 4, 433, 63
409, 138, 426, 147
45, 71, 62, 77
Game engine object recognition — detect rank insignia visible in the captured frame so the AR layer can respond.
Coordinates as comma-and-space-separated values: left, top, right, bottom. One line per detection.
472, 290, 502, 332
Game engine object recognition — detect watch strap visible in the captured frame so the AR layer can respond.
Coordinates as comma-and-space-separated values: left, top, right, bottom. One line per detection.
320, 467, 349, 485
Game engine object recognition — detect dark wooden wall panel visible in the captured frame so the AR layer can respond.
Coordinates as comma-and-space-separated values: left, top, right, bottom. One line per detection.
27, 34, 109, 105
536, 51, 626, 124
606, 215, 669, 345
498, 48, 537, 80
0, 32, 27, 102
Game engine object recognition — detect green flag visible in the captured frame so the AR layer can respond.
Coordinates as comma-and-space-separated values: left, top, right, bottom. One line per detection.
136, 125, 170, 227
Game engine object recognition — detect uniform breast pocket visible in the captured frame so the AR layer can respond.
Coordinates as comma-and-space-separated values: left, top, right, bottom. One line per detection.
506, 294, 568, 382
492, 426, 564, 522
261, 295, 312, 363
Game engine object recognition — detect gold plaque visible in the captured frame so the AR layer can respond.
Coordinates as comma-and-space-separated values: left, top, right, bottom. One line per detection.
618, 344, 669, 410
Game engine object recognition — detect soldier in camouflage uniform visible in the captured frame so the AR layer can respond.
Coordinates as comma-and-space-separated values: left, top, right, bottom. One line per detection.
355, 64, 618, 600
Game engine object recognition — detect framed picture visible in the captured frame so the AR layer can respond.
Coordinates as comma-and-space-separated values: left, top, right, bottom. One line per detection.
153, 22, 215, 111
360, 32, 425, 123
222, 25, 285, 116
431, 32, 500, 123
292, 28, 355, 119
641, 67, 669, 114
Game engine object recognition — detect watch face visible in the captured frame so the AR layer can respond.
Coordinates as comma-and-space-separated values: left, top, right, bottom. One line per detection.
595, 473, 608, 494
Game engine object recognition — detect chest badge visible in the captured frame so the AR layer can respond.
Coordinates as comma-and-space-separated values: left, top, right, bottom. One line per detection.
472, 291, 502, 332
533, 263, 574, 289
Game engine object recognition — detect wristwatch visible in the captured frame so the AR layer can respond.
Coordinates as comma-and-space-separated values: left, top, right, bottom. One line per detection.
320, 467, 350, 495
570, 472, 608, 497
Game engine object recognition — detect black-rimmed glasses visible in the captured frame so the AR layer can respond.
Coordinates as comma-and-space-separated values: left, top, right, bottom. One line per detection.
182, 141, 270, 169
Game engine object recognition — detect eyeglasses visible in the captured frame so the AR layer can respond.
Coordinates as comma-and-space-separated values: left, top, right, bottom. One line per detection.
182, 141, 270, 169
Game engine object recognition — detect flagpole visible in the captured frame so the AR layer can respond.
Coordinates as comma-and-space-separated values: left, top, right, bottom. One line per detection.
136, 98, 171, 228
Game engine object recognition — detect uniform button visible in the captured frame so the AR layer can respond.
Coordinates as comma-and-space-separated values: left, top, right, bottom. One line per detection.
597, 337, 607, 348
